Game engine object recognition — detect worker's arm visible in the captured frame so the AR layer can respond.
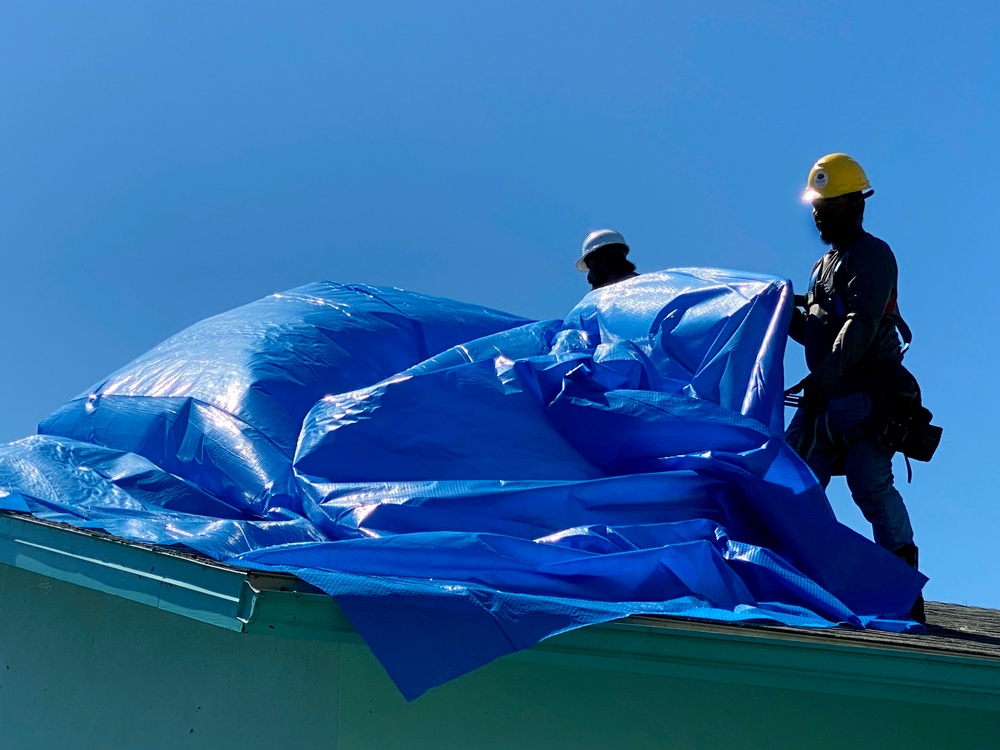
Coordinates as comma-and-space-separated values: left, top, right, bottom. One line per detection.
810, 241, 896, 393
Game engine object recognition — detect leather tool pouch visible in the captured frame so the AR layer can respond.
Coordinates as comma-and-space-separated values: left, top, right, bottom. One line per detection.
876, 365, 942, 462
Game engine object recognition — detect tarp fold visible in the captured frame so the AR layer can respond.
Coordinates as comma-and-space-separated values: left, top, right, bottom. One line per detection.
0, 271, 924, 700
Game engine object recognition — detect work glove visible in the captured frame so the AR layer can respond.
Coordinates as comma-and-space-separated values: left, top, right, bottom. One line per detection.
785, 375, 827, 414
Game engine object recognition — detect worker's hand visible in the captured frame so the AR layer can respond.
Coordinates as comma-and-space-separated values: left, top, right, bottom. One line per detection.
785, 375, 827, 413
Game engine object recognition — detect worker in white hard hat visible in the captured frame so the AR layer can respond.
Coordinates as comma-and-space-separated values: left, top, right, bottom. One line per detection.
576, 229, 639, 291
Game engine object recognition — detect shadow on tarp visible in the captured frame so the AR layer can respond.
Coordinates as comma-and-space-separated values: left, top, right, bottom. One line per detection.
0, 272, 924, 700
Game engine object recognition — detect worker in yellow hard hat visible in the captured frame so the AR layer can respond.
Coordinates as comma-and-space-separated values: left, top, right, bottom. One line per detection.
785, 153, 928, 622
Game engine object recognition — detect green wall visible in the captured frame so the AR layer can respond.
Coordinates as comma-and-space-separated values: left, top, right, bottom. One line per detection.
0, 564, 996, 750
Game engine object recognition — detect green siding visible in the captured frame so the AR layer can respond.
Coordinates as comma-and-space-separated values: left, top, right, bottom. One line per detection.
2, 563, 998, 750
0, 564, 341, 749
340, 645, 998, 750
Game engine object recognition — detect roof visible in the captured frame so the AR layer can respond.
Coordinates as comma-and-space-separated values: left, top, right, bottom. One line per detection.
2, 510, 999, 710
732, 602, 1000, 661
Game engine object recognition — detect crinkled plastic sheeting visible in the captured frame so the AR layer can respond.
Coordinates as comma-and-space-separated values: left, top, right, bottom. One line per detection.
0, 272, 925, 700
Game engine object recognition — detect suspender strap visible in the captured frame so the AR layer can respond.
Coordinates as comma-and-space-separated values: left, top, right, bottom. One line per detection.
829, 249, 913, 355
897, 316, 913, 354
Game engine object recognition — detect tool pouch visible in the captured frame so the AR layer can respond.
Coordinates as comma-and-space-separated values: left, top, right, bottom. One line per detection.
876, 364, 942, 462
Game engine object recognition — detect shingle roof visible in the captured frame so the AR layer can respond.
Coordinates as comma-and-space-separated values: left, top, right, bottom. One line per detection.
630, 602, 1000, 661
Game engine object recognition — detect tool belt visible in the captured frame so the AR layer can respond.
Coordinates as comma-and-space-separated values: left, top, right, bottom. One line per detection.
786, 364, 943, 481
869, 363, 942, 463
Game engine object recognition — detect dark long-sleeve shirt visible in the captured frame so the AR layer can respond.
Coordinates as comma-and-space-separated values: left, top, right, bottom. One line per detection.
790, 232, 904, 395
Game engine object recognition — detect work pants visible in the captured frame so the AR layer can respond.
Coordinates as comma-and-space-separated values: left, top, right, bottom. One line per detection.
785, 390, 914, 553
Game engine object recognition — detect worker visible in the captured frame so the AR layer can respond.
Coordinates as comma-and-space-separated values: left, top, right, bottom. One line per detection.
577, 229, 639, 290
785, 153, 924, 622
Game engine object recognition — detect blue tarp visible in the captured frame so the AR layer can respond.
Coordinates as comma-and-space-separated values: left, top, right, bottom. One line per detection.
0, 270, 925, 699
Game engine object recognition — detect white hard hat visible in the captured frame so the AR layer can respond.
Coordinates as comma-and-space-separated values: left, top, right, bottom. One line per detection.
576, 229, 629, 272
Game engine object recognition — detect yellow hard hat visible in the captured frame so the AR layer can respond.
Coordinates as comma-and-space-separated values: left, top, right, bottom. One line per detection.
802, 153, 873, 202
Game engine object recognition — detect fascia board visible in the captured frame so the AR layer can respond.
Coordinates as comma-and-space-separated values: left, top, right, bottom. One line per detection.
0, 511, 249, 631
517, 617, 1000, 713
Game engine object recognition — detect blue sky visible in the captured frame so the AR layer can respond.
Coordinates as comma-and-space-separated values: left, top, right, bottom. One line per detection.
2, 2, 998, 607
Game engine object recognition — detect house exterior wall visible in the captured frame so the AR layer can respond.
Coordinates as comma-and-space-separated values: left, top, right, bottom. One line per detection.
1, 563, 997, 750
0, 565, 341, 749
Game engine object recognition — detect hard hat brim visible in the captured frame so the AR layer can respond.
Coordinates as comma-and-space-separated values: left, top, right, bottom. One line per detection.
575, 243, 630, 272
802, 187, 876, 203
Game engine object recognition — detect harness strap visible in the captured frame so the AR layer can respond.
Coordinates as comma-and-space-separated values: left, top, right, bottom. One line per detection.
897, 316, 913, 354
827, 249, 913, 355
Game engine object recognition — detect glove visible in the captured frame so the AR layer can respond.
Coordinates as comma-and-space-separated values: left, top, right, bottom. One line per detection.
785, 375, 827, 413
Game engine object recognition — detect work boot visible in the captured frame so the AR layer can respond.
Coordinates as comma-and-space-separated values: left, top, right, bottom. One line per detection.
892, 543, 926, 624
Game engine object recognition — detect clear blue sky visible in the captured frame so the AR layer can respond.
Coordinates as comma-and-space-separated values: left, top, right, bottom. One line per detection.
2, 3, 997, 608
